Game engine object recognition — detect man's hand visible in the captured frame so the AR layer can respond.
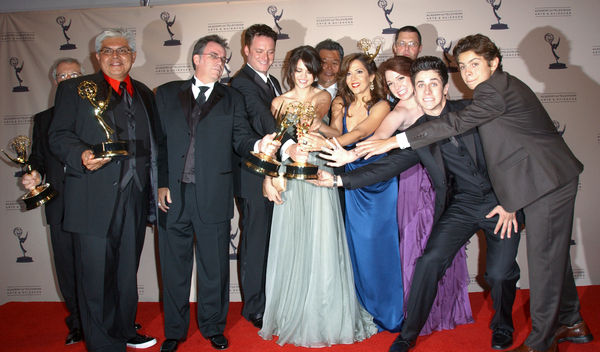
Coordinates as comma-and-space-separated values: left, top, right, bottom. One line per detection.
486, 205, 518, 239
355, 137, 397, 159
318, 138, 358, 167
21, 170, 42, 191
157, 187, 171, 213
306, 169, 335, 188
288, 143, 309, 163
81, 149, 111, 171
258, 132, 281, 157
263, 176, 283, 204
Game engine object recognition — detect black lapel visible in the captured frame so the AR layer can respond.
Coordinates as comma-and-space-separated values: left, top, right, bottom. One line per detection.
198, 82, 225, 122
244, 65, 272, 98
178, 79, 194, 129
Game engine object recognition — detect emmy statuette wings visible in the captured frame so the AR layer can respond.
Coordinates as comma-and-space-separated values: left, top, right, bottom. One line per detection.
283, 104, 319, 180
77, 80, 129, 158
1, 136, 58, 210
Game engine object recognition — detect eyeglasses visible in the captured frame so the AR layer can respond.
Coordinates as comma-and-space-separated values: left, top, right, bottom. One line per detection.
57, 72, 82, 80
99, 47, 133, 56
202, 53, 227, 64
395, 41, 420, 48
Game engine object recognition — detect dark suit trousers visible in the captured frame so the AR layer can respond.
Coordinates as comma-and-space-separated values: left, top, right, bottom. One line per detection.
523, 177, 582, 350
74, 181, 147, 352
401, 193, 521, 341
159, 183, 230, 339
237, 194, 273, 320
49, 223, 80, 331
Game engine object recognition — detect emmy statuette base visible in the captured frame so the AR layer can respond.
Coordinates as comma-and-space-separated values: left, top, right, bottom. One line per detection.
244, 151, 281, 177
91, 141, 129, 158
22, 183, 58, 210
284, 162, 318, 180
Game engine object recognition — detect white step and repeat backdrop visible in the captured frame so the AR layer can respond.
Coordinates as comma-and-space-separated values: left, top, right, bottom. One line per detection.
1, 0, 599, 304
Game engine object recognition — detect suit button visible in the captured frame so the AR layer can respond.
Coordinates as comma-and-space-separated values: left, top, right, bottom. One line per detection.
112, 181, 118, 186
116, 160, 121, 165
181, 155, 185, 158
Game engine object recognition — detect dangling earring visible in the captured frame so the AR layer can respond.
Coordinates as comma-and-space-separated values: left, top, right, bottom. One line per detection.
370, 81, 374, 91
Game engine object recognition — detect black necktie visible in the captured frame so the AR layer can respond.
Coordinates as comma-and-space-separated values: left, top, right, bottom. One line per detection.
266, 77, 276, 98
196, 86, 209, 105
119, 81, 132, 108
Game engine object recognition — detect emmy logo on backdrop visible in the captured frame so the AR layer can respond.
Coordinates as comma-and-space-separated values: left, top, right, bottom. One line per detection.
284, 104, 319, 180
77, 81, 129, 158
2, 136, 58, 210
488, 0, 508, 30
229, 228, 239, 260
545, 33, 567, 69
267, 5, 289, 40
436, 37, 459, 72
9, 57, 29, 92
13, 227, 33, 263
56, 16, 77, 50
220, 52, 233, 84
377, 0, 398, 34
244, 103, 301, 177
160, 11, 181, 46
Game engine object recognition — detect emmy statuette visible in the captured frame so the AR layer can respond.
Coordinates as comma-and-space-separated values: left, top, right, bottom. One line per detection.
77, 80, 128, 158
2, 136, 58, 210
244, 103, 302, 177
284, 104, 319, 180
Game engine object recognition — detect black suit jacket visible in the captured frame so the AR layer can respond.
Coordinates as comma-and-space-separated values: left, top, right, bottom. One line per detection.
230, 64, 282, 199
341, 100, 472, 223
155, 79, 258, 223
49, 72, 160, 237
406, 70, 583, 212
28, 107, 64, 225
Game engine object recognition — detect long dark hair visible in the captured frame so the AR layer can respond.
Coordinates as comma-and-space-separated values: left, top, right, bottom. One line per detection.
336, 53, 385, 109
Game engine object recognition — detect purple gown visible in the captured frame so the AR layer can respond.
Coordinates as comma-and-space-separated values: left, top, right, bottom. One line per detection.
397, 164, 474, 335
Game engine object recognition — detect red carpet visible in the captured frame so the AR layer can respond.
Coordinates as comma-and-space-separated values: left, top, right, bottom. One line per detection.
2, 286, 598, 352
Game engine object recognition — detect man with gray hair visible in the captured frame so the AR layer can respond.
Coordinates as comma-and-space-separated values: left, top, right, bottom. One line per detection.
22, 57, 83, 346
49, 29, 158, 352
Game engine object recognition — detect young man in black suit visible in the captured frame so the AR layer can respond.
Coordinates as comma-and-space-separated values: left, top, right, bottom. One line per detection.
49, 29, 158, 352
155, 34, 278, 352
317, 56, 522, 352
395, 34, 591, 352
22, 57, 83, 346
229, 24, 283, 329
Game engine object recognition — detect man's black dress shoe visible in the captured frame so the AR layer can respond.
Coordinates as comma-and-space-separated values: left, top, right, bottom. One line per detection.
160, 339, 179, 352
492, 329, 514, 350
251, 316, 263, 329
208, 334, 228, 350
65, 328, 82, 345
389, 334, 414, 352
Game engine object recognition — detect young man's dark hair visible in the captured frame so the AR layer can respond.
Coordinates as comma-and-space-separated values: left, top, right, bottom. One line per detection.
394, 25, 422, 46
315, 39, 344, 62
453, 33, 503, 71
243, 23, 277, 47
410, 56, 449, 86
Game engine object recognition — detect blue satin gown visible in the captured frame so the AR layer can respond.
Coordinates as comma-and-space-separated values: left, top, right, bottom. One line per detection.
342, 107, 404, 331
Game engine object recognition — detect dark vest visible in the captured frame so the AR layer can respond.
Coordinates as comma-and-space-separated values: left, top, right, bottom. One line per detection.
112, 90, 151, 191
